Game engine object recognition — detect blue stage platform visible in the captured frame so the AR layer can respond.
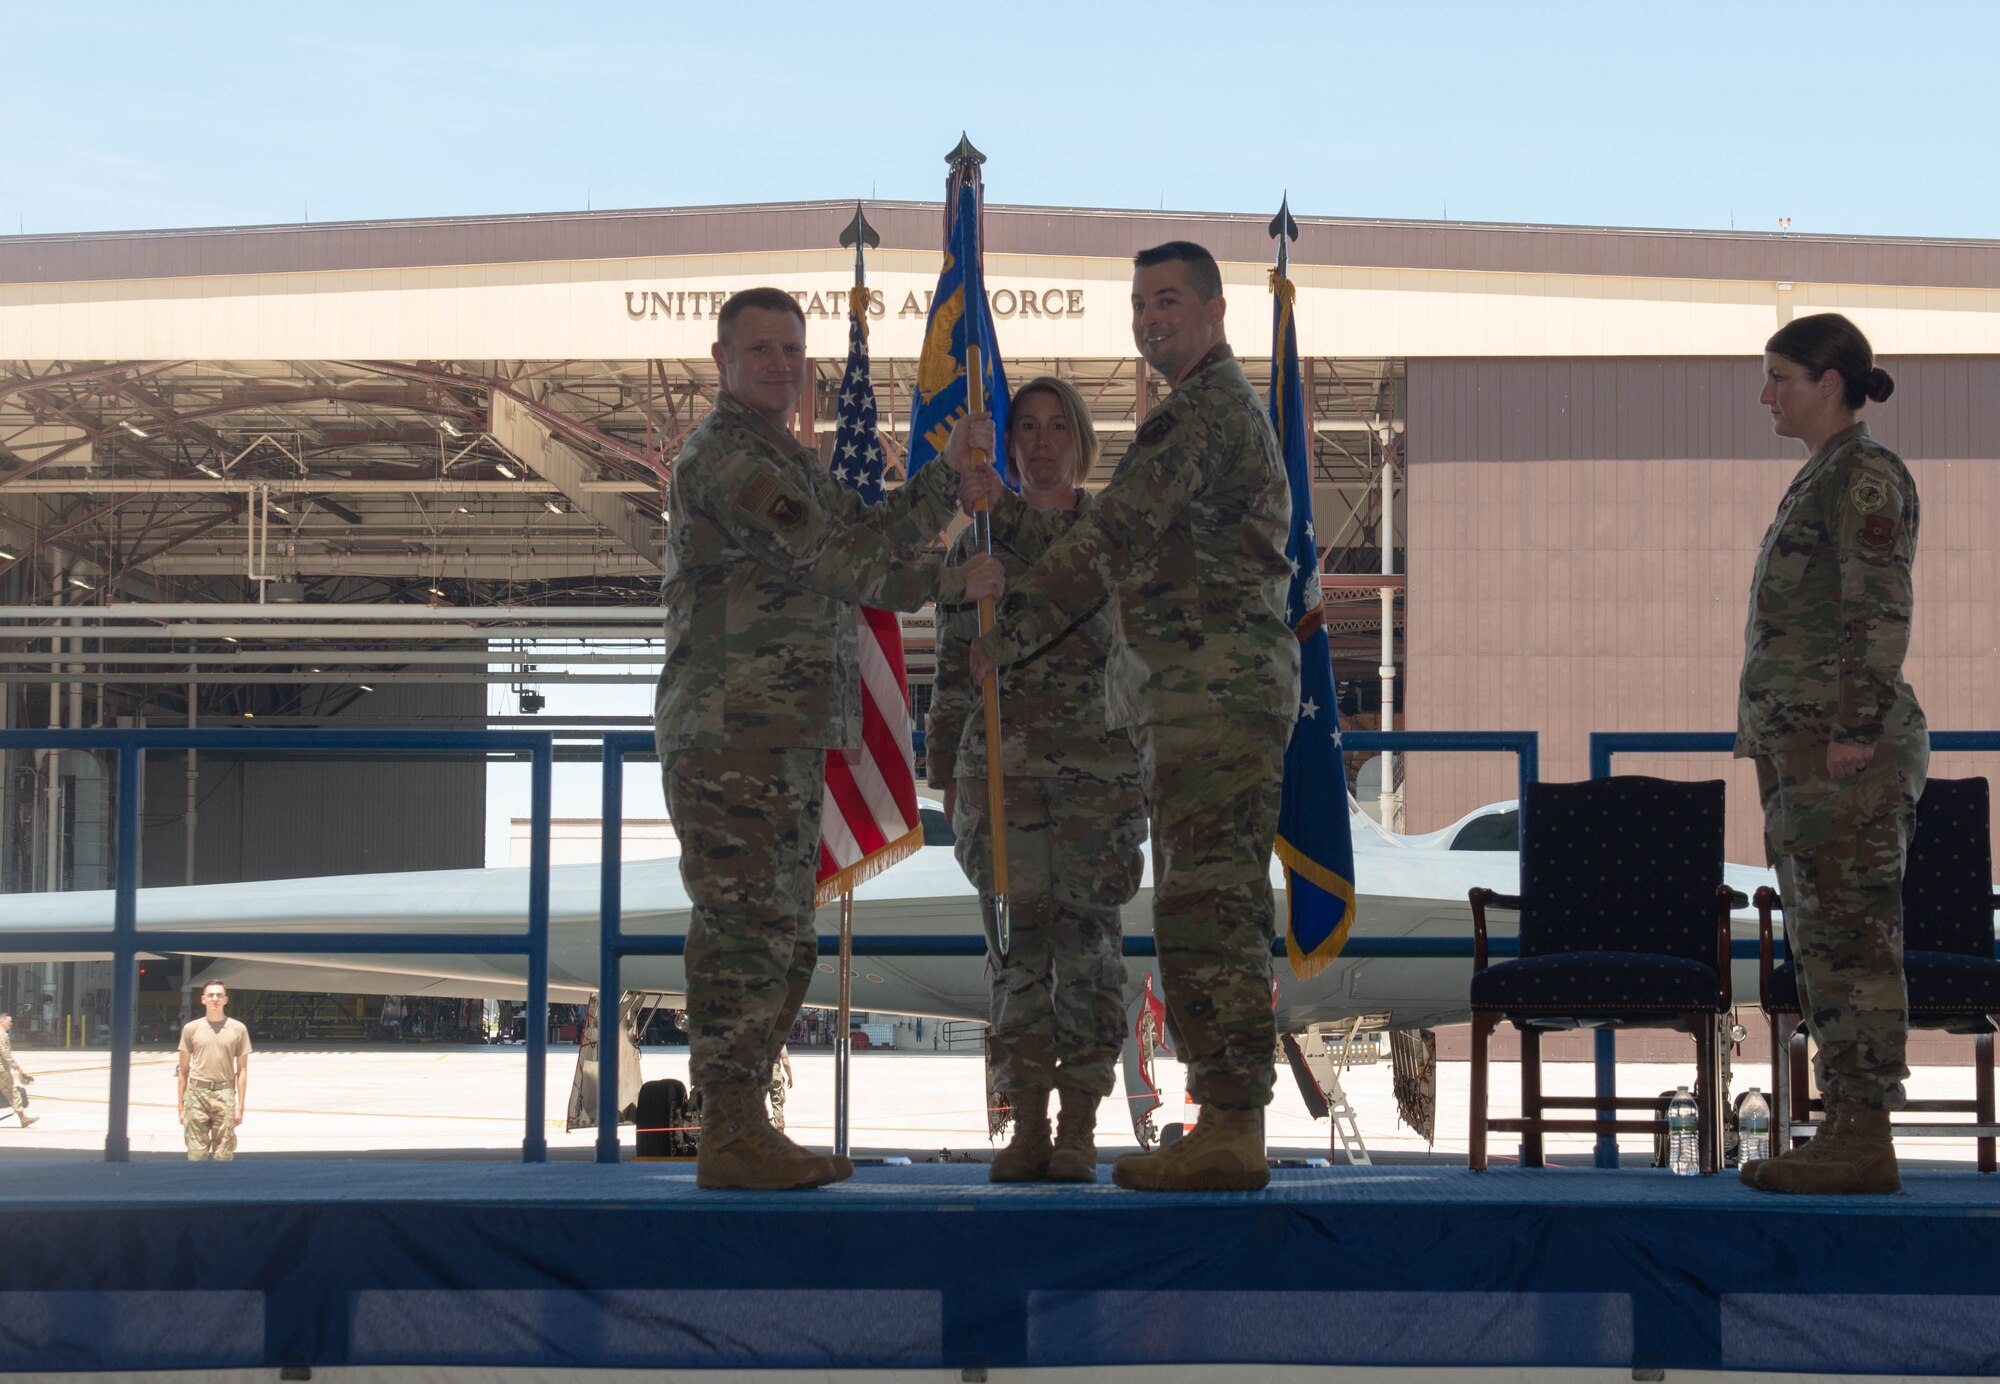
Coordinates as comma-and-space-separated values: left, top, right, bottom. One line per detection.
1, 1160, 1996, 1375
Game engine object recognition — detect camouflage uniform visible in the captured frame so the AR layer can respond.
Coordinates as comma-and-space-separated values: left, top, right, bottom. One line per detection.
929, 492, 1145, 1098
656, 390, 967, 1093
978, 345, 1298, 1108
178, 1016, 251, 1161
1738, 421, 1927, 1114
766, 1044, 789, 1130
0, 1028, 29, 1122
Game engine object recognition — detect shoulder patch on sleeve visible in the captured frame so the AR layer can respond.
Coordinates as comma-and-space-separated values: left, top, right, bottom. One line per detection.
1848, 476, 1889, 515
1859, 514, 1897, 549
1136, 405, 1181, 447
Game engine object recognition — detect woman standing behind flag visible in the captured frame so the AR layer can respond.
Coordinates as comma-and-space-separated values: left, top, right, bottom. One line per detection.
928, 378, 1145, 1183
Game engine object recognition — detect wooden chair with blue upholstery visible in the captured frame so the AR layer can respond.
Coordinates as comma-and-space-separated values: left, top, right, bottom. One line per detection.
1468, 775, 1734, 1173
1755, 775, 2000, 1172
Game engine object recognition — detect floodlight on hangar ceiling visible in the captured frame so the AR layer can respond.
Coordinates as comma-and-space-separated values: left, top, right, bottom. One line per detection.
518, 690, 545, 715
121, 421, 149, 438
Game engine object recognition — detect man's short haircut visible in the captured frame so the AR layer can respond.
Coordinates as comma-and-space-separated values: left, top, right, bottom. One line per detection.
202, 982, 228, 997
1133, 241, 1223, 301
717, 287, 806, 344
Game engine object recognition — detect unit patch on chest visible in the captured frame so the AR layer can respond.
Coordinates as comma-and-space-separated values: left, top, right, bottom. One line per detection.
767, 495, 808, 531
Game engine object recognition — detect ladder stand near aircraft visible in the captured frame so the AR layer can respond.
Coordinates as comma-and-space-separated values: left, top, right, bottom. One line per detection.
1298, 1018, 1380, 1166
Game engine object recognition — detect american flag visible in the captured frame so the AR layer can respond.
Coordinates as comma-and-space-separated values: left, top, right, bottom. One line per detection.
813, 297, 925, 904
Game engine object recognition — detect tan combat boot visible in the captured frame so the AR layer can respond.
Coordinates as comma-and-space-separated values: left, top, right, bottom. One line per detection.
988, 1089, 1053, 1182
1113, 1105, 1269, 1192
761, 1100, 854, 1183
1739, 1092, 1840, 1187
695, 1084, 839, 1191
1046, 1089, 1100, 1182
17, 1114, 35, 1129
1744, 1100, 1899, 1194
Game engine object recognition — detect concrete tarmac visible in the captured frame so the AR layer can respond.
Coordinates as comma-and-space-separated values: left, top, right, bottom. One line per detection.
0, 1045, 1984, 1164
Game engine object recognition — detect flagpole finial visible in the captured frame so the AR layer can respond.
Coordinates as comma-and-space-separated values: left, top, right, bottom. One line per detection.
838, 202, 880, 288
1269, 193, 1300, 276
946, 133, 986, 173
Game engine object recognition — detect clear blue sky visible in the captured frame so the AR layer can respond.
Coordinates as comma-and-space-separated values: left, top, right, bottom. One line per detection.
6, 1, 1996, 241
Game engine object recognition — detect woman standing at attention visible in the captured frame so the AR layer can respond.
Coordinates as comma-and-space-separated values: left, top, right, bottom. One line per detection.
1737, 312, 1925, 1195
927, 377, 1145, 1183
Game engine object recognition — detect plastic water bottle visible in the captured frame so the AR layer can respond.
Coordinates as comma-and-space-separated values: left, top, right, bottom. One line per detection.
1739, 1087, 1771, 1165
1667, 1086, 1699, 1176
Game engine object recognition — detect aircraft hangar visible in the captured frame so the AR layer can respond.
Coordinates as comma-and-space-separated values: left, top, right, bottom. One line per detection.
3, 199, 2000, 1023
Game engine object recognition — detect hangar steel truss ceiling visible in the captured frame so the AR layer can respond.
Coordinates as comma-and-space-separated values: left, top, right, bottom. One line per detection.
0, 355, 1403, 713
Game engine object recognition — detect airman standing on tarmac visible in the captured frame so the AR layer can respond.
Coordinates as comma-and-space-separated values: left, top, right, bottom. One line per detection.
0, 1013, 38, 1128
178, 981, 251, 1161
656, 287, 1002, 1191
967, 242, 1299, 1191
1736, 312, 1925, 1196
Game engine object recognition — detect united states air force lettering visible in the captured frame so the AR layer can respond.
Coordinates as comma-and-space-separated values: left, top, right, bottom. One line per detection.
623, 286, 1085, 322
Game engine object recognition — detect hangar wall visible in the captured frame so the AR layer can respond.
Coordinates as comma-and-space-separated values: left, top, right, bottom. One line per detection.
1403, 355, 2000, 866
138, 683, 485, 886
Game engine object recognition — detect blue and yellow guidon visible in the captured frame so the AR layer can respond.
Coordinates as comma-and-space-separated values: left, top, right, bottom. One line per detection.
1270, 269, 1359, 978
906, 186, 1011, 483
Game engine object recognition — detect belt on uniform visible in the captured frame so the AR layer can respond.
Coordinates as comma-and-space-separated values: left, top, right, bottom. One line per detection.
186, 1079, 233, 1091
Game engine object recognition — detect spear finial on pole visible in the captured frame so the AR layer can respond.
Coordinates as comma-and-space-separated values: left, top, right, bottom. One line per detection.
1269, 192, 1300, 277
946, 132, 986, 174
838, 202, 879, 288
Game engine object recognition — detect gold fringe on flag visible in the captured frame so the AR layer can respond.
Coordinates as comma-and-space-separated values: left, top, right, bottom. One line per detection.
813, 823, 924, 909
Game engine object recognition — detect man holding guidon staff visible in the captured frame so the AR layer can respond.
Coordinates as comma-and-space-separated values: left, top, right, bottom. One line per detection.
655, 287, 1001, 1191
968, 241, 1299, 1191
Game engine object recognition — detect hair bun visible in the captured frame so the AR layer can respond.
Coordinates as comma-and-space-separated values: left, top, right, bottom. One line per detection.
1866, 366, 1895, 403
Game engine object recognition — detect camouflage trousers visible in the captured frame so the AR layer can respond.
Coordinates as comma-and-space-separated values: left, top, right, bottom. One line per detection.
1756, 733, 1928, 1113
953, 773, 1145, 1097
766, 1070, 787, 1130
1134, 718, 1288, 1109
664, 748, 821, 1094
0, 1075, 23, 1120
183, 1083, 237, 1161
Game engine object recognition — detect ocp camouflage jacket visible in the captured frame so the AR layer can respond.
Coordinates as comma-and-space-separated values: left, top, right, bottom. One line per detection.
977, 345, 1299, 731
927, 491, 1139, 786
655, 391, 965, 752
1737, 422, 1926, 756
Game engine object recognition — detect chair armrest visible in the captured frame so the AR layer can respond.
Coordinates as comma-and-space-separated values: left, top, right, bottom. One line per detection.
1468, 888, 1519, 974
1755, 885, 1781, 1010
1713, 884, 1735, 1010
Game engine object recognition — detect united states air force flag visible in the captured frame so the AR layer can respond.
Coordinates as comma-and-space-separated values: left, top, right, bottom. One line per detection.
1269, 270, 1358, 978
905, 183, 1011, 483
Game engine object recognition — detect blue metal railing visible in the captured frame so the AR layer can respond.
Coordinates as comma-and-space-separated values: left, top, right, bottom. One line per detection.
18, 722, 1996, 1166
589, 728, 1539, 1162
0, 728, 555, 1164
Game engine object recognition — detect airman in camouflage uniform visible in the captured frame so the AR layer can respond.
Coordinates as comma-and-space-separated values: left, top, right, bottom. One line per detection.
0, 1014, 37, 1127
930, 377, 1146, 1182
1737, 314, 1924, 1195
657, 288, 992, 1190
970, 245, 1299, 1191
